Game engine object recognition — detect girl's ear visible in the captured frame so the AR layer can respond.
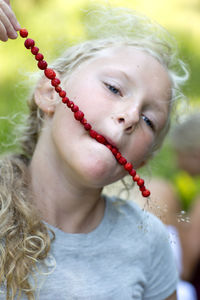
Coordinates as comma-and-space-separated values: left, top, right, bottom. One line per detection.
34, 76, 59, 116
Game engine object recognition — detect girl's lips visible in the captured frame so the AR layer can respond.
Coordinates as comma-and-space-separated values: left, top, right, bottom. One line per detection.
103, 136, 118, 150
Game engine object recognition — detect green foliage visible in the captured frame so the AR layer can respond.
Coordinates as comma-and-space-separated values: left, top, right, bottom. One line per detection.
0, 78, 28, 153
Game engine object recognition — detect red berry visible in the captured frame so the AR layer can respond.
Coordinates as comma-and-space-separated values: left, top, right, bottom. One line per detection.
24, 38, 35, 49
67, 100, 73, 108
51, 78, 61, 87
37, 60, 48, 70
118, 157, 127, 165
62, 97, 69, 104
111, 148, 118, 156
84, 123, 92, 131
129, 169, 136, 177
59, 90, 66, 98
116, 152, 121, 160
71, 105, 79, 112
31, 47, 39, 55
44, 68, 56, 79
20, 28, 28, 38
133, 174, 140, 182
140, 186, 146, 192
89, 130, 97, 139
35, 53, 44, 61
124, 163, 133, 172
74, 111, 84, 121
142, 189, 151, 197
80, 118, 87, 125
55, 86, 62, 93
106, 144, 112, 151
96, 135, 106, 144
137, 179, 145, 187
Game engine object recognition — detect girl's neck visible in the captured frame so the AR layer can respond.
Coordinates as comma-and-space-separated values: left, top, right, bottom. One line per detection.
28, 129, 105, 234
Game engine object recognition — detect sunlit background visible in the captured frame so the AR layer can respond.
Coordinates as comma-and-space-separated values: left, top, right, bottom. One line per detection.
1, 0, 200, 204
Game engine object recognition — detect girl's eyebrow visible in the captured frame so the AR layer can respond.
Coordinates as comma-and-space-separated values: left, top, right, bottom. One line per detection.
119, 70, 132, 82
102, 68, 132, 82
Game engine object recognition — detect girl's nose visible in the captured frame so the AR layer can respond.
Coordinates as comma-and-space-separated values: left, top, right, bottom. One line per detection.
116, 109, 140, 134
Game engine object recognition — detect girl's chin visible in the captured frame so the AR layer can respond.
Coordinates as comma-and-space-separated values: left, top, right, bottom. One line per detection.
78, 140, 130, 184
76, 155, 123, 187
63, 137, 125, 185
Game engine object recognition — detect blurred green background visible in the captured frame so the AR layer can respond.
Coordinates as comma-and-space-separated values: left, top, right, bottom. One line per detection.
0, 0, 200, 205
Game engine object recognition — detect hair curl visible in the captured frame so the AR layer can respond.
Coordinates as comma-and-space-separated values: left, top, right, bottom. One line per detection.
0, 6, 188, 299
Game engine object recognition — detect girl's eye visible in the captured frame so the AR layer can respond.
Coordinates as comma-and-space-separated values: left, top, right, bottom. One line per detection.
105, 83, 122, 96
142, 114, 154, 131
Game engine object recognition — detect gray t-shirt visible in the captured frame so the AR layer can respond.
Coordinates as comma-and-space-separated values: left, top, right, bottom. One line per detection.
2, 196, 178, 299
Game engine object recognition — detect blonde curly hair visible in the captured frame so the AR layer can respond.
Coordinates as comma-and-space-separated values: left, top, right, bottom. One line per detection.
0, 6, 188, 299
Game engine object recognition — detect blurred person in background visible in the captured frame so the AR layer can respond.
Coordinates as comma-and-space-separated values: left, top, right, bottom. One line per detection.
171, 112, 200, 299
146, 177, 197, 300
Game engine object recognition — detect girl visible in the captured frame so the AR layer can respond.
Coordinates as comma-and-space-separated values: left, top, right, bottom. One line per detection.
0, 1, 188, 299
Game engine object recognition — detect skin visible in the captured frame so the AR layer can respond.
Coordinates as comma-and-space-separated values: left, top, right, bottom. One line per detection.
166, 292, 177, 300
0, 0, 21, 41
0, 2, 176, 298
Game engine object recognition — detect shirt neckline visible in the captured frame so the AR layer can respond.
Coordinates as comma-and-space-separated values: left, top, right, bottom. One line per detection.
44, 195, 119, 250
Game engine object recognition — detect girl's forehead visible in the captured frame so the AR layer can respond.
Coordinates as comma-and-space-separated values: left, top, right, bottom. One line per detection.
88, 45, 145, 63
79, 45, 171, 88
81, 45, 167, 76
90, 45, 151, 60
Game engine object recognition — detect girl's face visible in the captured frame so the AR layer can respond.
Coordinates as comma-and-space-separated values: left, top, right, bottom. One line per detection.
48, 46, 171, 187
